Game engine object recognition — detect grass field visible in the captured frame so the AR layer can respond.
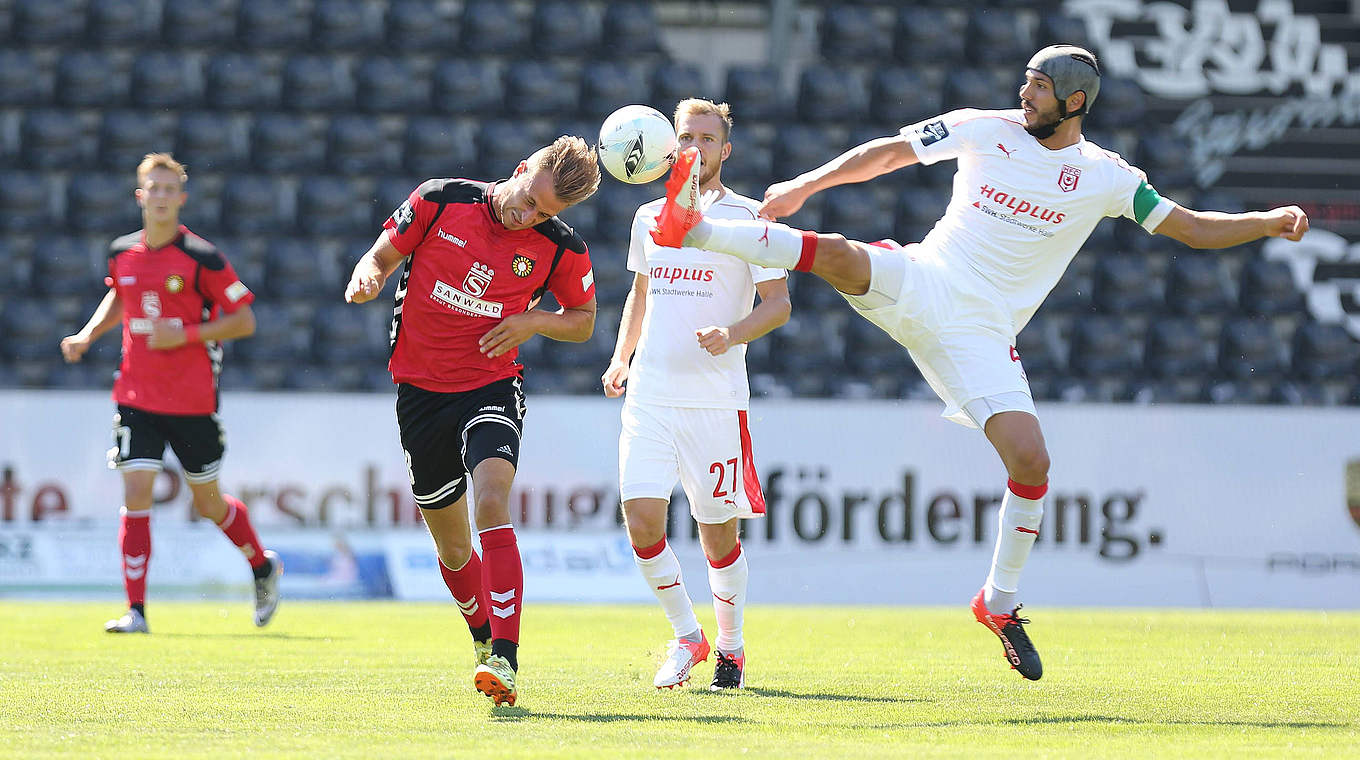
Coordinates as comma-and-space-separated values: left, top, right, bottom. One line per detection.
2, 601, 1357, 759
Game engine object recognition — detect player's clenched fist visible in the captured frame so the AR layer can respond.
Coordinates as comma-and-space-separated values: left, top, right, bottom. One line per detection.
758, 179, 813, 220
696, 326, 734, 356
601, 359, 629, 398
1266, 206, 1309, 242
345, 271, 383, 304
60, 333, 91, 363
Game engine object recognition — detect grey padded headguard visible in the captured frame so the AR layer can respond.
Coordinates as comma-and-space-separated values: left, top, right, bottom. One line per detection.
1026, 45, 1100, 118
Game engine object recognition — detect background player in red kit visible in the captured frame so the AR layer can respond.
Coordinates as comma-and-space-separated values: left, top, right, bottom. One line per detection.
344, 136, 601, 706
60, 153, 281, 634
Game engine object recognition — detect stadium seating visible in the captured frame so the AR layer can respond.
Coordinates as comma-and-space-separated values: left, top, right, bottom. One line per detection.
431, 59, 504, 117
580, 61, 650, 119
1163, 255, 1234, 316
819, 4, 894, 61
21, 111, 92, 170
1292, 322, 1358, 381
13, 0, 85, 44
966, 9, 1035, 67
403, 118, 478, 179
67, 174, 140, 234
312, 0, 386, 51
220, 175, 290, 235
385, 0, 460, 52
869, 67, 944, 128
894, 6, 968, 67
238, 0, 312, 49
281, 55, 356, 112
355, 58, 430, 114
460, 0, 529, 56
1144, 317, 1211, 379
724, 66, 786, 121
0, 50, 51, 106
599, 1, 665, 58
130, 52, 204, 109
503, 61, 579, 117
1239, 258, 1305, 316
161, 0, 239, 48
797, 65, 869, 124
57, 51, 131, 108
0, 171, 54, 230
251, 113, 325, 174
533, 1, 602, 57
651, 62, 709, 112
1218, 317, 1288, 381
205, 54, 280, 111
102, 112, 177, 171
327, 116, 398, 176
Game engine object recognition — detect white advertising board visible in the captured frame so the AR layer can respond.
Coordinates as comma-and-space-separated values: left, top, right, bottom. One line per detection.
2, 391, 1357, 607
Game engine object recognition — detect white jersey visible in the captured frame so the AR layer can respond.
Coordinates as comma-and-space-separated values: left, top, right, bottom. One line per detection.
626, 191, 786, 409
903, 108, 1177, 332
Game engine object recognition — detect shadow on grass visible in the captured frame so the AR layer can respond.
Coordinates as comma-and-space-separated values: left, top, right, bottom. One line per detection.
492, 709, 749, 725
998, 715, 1347, 730
742, 687, 926, 705
155, 633, 343, 641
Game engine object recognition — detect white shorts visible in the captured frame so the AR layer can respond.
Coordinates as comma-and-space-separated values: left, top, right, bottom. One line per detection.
840, 241, 1038, 429
618, 399, 767, 524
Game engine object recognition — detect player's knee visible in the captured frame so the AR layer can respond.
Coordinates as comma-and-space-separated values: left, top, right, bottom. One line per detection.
472, 489, 511, 525
435, 537, 473, 569
622, 507, 667, 546
1009, 443, 1051, 486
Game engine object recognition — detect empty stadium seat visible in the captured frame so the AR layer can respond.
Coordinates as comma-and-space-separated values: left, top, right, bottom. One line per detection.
1164, 255, 1233, 315
404, 118, 478, 178
386, 0, 461, 52
0, 171, 54, 230
821, 186, 893, 243
161, 0, 238, 48
599, 1, 663, 58
2, 299, 64, 361
32, 236, 102, 297
797, 65, 869, 124
532, 1, 601, 57
772, 124, 841, 178
724, 66, 786, 121
431, 59, 504, 116
967, 9, 1035, 67
327, 116, 397, 176
788, 274, 845, 313
220, 175, 290, 235
313, 304, 390, 365
21, 111, 92, 170
90, 1, 157, 46
893, 187, 949, 244
177, 111, 248, 171
262, 239, 333, 300
1136, 132, 1197, 190
373, 178, 418, 229
820, 4, 893, 61
1218, 317, 1287, 380
460, 0, 528, 55
100, 112, 174, 171
943, 67, 1014, 112
234, 303, 316, 363
894, 6, 967, 66
1069, 315, 1137, 377
1291, 322, 1358, 381
1087, 76, 1147, 132
13, 0, 85, 44
205, 53, 281, 111
1144, 317, 1210, 378
0, 239, 34, 296
312, 0, 385, 50
774, 314, 848, 375
57, 51, 131, 107
296, 176, 370, 238
845, 315, 913, 376
130, 52, 203, 109
476, 120, 548, 178
503, 61, 578, 117
651, 62, 709, 113
251, 113, 324, 173
579, 61, 649, 118
1035, 11, 1092, 50
355, 58, 429, 113
238, 0, 311, 49
869, 68, 943, 127
1123, 378, 1204, 404
593, 183, 654, 242
67, 174, 140, 234
0, 50, 52, 106
282, 55, 356, 112
1014, 317, 1066, 378
1092, 254, 1160, 315
1239, 258, 1305, 316
1269, 380, 1345, 406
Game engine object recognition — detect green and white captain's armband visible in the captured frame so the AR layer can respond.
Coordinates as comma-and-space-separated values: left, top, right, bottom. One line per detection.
1133, 180, 1177, 233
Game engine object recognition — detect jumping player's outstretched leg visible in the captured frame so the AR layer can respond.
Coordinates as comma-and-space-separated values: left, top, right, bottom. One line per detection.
651, 147, 872, 295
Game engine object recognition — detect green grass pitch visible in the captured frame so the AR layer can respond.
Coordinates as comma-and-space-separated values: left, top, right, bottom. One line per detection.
2, 601, 1357, 758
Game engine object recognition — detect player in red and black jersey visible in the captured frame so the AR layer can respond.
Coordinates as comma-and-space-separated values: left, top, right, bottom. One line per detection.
61, 153, 281, 634
345, 136, 601, 706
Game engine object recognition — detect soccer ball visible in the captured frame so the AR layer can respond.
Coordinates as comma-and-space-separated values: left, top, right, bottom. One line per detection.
597, 105, 677, 184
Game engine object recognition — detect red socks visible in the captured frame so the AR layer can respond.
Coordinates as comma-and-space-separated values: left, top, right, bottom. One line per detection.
119, 508, 151, 607
479, 526, 524, 645
440, 552, 491, 632
218, 494, 268, 569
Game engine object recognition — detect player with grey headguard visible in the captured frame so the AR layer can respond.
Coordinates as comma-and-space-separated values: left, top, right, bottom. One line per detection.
649, 45, 1309, 680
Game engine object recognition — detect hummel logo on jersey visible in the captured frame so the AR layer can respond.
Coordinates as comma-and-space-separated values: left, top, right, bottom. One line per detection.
479, 405, 505, 413
490, 588, 516, 619
496, 445, 514, 456
456, 596, 480, 616
437, 228, 467, 247
997, 143, 1015, 158
124, 554, 147, 580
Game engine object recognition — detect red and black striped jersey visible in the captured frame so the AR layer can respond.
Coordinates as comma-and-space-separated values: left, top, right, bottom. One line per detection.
383, 178, 595, 393
105, 226, 254, 415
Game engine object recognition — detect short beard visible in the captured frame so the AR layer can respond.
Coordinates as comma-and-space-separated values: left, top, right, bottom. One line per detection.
1024, 114, 1062, 139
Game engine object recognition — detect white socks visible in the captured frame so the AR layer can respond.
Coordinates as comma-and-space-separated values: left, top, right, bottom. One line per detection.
707, 545, 748, 654
633, 540, 701, 640
687, 218, 807, 270
984, 481, 1046, 613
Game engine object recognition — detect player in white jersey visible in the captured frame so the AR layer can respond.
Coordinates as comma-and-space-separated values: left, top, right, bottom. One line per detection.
602, 99, 790, 691
650, 46, 1309, 681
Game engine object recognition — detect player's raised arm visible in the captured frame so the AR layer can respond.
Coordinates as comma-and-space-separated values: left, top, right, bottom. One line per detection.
345, 232, 409, 303
60, 288, 123, 362
761, 134, 920, 219
1153, 204, 1309, 250
603, 273, 648, 397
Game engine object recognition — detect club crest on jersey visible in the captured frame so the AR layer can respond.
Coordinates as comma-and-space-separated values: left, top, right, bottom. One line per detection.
1058, 164, 1082, 192
164, 274, 184, 294
463, 262, 494, 297
141, 291, 162, 318
511, 253, 535, 278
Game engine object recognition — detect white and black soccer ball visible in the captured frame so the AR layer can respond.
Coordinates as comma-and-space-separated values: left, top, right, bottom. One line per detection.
597, 105, 677, 184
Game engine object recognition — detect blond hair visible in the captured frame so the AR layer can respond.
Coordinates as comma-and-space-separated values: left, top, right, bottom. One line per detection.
136, 152, 187, 186
527, 135, 600, 206
674, 98, 733, 142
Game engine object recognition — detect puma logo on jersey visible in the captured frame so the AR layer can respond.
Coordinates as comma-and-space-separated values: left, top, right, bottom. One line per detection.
997, 143, 1015, 158
657, 578, 682, 590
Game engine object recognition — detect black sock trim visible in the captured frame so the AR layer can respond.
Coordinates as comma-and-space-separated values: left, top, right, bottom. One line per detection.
471, 621, 492, 643
492, 638, 518, 672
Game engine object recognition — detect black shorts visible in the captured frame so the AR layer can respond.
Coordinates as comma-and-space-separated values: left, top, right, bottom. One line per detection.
396, 376, 526, 509
108, 405, 226, 484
